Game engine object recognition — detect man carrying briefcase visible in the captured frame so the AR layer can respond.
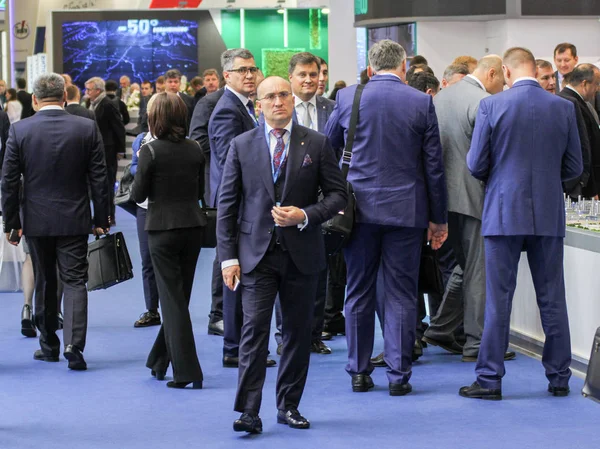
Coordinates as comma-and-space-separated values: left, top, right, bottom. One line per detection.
1, 73, 109, 371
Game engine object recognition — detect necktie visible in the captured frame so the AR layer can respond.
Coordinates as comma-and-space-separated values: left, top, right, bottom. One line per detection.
302, 102, 313, 129
271, 128, 287, 181
247, 100, 256, 120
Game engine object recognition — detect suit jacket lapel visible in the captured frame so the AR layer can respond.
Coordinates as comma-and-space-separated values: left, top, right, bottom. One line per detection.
257, 128, 276, 203
281, 126, 308, 202
316, 96, 328, 133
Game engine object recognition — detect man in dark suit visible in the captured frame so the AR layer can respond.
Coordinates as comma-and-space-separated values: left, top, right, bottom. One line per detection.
553, 43, 578, 92
190, 87, 225, 334
271, 52, 338, 355
558, 64, 600, 200
560, 64, 600, 199
460, 47, 582, 400
65, 85, 95, 121
137, 81, 154, 133
218, 76, 347, 433
16, 78, 34, 119
105, 79, 130, 125
1, 73, 109, 370
85, 77, 126, 225
325, 39, 448, 395
0, 108, 11, 171
164, 69, 194, 131
209, 49, 267, 368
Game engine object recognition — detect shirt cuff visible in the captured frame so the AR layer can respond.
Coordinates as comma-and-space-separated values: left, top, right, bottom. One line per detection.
221, 259, 240, 270
297, 209, 309, 231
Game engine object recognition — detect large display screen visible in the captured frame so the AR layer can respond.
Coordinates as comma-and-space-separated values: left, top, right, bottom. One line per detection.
62, 19, 199, 87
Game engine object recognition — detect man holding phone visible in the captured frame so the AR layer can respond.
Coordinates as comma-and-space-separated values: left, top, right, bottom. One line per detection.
1, 73, 109, 371
217, 76, 347, 434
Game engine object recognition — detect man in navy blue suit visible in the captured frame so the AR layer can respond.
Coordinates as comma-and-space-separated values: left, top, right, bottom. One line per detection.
208, 49, 276, 368
460, 47, 583, 400
1, 73, 109, 371
326, 39, 448, 396
217, 76, 346, 433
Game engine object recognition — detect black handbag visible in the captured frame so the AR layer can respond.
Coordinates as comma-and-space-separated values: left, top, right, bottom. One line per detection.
582, 327, 600, 402
114, 163, 138, 216
418, 236, 444, 296
87, 232, 134, 291
200, 202, 217, 248
322, 84, 365, 256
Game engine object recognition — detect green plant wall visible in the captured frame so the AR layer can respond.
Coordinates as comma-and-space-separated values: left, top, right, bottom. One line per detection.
219, 9, 329, 77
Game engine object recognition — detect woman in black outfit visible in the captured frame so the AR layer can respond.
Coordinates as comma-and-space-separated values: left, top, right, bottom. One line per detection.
131, 92, 206, 389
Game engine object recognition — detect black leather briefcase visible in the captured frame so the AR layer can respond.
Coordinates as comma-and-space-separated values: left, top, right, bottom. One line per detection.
322, 182, 356, 256
87, 232, 134, 291
582, 327, 600, 402
201, 206, 217, 249
418, 240, 444, 296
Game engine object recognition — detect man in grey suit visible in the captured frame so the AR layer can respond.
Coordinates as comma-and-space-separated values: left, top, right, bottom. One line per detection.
423, 56, 515, 362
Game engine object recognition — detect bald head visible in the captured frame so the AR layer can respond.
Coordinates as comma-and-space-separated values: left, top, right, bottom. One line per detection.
502, 47, 536, 88
256, 76, 294, 128
472, 55, 505, 95
257, 76, 290, 99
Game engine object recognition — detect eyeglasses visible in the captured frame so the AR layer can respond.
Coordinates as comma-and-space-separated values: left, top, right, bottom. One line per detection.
228, 66, 259, 75
258, 91, 292, 102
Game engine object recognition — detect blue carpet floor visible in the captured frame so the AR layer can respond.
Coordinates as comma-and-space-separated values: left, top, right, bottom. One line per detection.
0, 209, 599, 449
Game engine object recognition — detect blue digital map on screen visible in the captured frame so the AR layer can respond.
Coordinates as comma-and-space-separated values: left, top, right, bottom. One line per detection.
62, 19, 198, 87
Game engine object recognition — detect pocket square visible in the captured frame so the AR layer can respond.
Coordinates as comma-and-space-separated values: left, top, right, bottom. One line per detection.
302, 154, 313, 167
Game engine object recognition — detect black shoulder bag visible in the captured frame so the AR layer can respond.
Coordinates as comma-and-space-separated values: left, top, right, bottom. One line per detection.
322, 84, 365, 256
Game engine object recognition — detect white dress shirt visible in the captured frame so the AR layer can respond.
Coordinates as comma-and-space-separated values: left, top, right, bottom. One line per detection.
294, 95, 318, 130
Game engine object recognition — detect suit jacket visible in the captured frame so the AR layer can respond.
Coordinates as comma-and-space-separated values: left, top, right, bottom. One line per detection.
325, 75, 447, 228
433, 76, 488, 220
178, 92, 195, 132
558, 88, 594, 197
217, 123, 347, 275
208, 88, 257, 206
17, 90, 34, 119
0, 109, 10, 171
1, 109, 109, 235
189, 88, 225, 157
137, 95, 151, 133
106, 93, 130, 125
131, 138, 206, 231
93, 95, 126, 155
65, 103, 96, 121
467, 79, 582, 237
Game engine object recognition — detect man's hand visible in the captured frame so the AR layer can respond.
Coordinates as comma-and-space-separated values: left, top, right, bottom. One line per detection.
5, 229, 22, 246
222, 265, 241, 291
427, 222, 448, 250
93, 227, 109, 237
271, 206, 306, 227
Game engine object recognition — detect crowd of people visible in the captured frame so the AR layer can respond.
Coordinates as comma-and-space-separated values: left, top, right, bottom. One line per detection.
0, 38, 595, 434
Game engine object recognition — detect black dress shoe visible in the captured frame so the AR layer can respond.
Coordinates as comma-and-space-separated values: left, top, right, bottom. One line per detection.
413, 339, 424, 361
21, 304, 37, 338
34, 349, 59, 362
151, 369, 166, 381
166, 380, 202, 389
462, 351, 516, 362
389, 382, 413, 396
208, 320, 224, 336
459, 382, 502, 400
323, 319, 345, 336
233, 413, 263, 434
224, 356, 276, 368
266, 358, 277, 367
352, 374, 374, 392
321, 331, 333, 341
370, 352, 387, 368
64, 345, 87, 371
134, 310, 161, 328
548, 384, 570, 397
57, 312, 64, 330
277, 409, 310, 429
310, 340, 332, 354
422, 335, 463, 354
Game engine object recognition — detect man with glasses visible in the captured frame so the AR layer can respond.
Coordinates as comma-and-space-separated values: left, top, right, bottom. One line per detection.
209, 49, 276, 369
217, 76, 346, 433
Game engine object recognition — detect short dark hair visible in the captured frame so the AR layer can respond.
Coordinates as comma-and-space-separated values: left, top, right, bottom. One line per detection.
566, 64, 598, 87
360, 69, 370, 85
165, 69, 182, 80
65, 85, 80, 101
406, 63, 434, 83
148, 92, 188, 142
535, 59, 553, 70
408, 72, 440, 94
142, 80, 152, 87
156, 76, 165, 84
6, 88, 17, 101
105, 79, 119, 92
554, 43, 577, 58
318, 57, 328, 66
288, 52, 321, 76
411, 55, 428, 66
16, 78, 26, 89
190, 76, 203, 88
503, 47, 536, 69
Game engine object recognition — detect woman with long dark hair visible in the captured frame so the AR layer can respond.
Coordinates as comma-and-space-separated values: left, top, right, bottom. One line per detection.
131, 92, 206, 389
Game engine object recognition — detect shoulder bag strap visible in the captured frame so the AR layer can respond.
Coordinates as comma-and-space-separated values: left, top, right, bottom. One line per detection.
145, 142, 156, 161
341, 84, 365, 180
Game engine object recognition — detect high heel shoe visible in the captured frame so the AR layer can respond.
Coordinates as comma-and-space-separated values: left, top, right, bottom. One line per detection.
151, 370, 166, 381
166, 380, 202, 389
